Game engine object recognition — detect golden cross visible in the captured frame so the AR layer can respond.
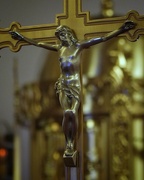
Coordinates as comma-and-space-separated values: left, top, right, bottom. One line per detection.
0, 1, 144, 180
0, 0, 144, 52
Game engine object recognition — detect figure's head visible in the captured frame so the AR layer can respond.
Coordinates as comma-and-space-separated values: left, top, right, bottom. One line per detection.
55, 25, 78, 45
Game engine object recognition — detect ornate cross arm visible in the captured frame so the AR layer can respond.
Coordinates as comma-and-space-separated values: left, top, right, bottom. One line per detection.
81, 10, 144, 42
0, 10, 144, 52
0, 22, 57, 52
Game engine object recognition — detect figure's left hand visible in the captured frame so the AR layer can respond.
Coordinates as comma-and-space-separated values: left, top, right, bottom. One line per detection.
123, 20, 136, 30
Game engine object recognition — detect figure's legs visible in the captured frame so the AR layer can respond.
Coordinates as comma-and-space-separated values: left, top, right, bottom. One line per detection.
59, 92, 80, 155
62, 109, 78, 155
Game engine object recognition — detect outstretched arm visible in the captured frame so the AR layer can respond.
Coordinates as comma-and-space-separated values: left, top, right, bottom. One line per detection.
79, 20, 136, 49
102, 20, 136, 41
9, 31, 59, 51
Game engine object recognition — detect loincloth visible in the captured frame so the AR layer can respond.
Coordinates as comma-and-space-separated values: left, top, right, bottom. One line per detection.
55, 77, 80, 102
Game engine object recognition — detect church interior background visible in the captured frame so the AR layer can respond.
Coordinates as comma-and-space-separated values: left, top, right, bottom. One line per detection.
0, 0, 144, 180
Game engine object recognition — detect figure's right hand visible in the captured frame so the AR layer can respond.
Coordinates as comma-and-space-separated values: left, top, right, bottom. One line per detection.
9, 31, 23, 41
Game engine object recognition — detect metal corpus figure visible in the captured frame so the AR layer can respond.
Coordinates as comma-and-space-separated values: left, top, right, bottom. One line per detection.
10, 21, 135, 156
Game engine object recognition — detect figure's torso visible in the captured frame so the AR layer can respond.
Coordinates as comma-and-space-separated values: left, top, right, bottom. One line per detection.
59, 45, 81, 77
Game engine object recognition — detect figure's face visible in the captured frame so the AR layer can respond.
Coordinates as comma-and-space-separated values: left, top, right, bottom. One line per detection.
59, 31, 73, 46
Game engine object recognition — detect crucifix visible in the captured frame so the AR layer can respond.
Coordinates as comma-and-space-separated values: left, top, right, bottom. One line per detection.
0, 0, 144, 179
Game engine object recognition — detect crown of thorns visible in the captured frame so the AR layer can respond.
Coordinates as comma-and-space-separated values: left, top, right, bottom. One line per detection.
56, 25, 72, 34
